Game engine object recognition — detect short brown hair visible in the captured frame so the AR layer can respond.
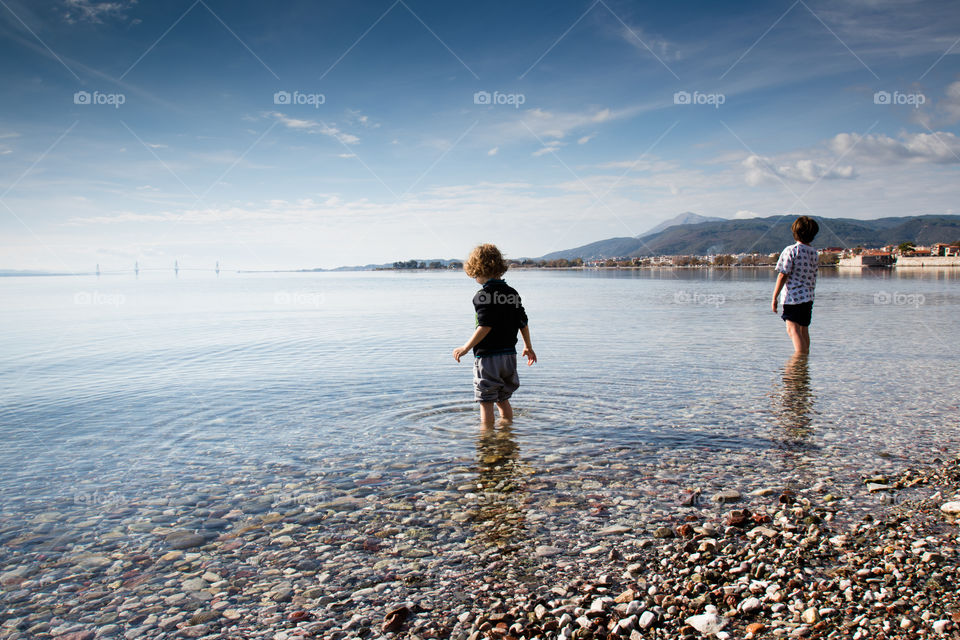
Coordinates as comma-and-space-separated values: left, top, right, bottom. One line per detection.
791, 216, 819, 244
464, 243, 508, 280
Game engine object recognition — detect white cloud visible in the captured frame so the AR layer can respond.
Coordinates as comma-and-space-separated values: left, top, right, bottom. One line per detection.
532, 141, 564, 157
830, 131, 960, 164
347, 109, 380, 128
592, 108, 611, 122
939, 80, 960, 124
617, 23, 683, 61
63, 0, 136, 24
338, 153, 356, 158
578, 135, 593, 145
268, 112, 359, 145
594, 158, 677, 172
487, 147, 498, 156
498, 103, 654, 142
743, 155, 856, 185
734, 210, 758, 219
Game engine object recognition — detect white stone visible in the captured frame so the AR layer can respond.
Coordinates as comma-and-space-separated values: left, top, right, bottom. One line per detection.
686, 612, 727, 635
739, 597, 762, 614
940, 501, 960, 515
598, 524, 632, 536
616, 615, 637, 632
712, 489, 741, 503
639, 611, 657, 629
933, 620, 952, 634
802, 607, 819, 624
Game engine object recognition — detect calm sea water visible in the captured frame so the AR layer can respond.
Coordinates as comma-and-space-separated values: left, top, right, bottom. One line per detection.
1, 268, 958, 522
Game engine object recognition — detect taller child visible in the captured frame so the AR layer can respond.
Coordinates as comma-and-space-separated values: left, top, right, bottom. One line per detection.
772, 216, 819, 355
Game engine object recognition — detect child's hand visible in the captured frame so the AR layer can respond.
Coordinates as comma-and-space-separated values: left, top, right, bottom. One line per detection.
771, 298, 778, 313
452, 347, 468, 362
522, 347, 537, 366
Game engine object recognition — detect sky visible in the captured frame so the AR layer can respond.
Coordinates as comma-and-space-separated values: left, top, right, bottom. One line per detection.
1, 0, 959, 271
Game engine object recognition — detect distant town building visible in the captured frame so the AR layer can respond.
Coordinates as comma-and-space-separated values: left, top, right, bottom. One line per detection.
839, 251, 894, 267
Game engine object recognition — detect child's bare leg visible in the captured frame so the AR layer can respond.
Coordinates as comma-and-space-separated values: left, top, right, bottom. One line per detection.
800, 326, 810, 353
479, 402, 496, 428
785, 320, 807, 355
496, 399, 513, 426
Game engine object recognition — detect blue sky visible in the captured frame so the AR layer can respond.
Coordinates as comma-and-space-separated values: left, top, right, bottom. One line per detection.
1, 0, 959, 270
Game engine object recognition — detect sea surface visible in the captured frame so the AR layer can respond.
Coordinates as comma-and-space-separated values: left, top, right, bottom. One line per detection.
1, 268, 959, 565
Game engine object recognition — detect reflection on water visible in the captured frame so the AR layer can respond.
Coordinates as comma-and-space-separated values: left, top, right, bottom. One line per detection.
774, 354, 816, 443
470, 426, 528, 553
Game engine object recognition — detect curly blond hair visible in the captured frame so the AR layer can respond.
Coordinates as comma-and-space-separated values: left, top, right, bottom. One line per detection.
464, 243, 508, 280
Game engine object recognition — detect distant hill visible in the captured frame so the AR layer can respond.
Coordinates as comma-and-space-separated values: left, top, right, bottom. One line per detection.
539, 214, 960, 260
638, 212, 726, 238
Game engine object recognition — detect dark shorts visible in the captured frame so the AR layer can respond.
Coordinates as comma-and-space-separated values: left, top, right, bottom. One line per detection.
781, 301, 813, 327
473, 353, 519, 403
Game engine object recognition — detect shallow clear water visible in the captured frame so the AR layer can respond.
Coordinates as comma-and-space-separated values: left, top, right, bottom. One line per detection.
0, 268, 958, 543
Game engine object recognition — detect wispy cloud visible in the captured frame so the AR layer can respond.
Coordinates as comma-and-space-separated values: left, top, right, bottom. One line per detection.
532, 141, 564, 157
268, 112, 359, 145
490, 103, 653, 145
62, 0, 138, 24
616, 21, 683, 62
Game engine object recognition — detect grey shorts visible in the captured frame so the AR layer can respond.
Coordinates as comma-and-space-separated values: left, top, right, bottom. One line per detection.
473, 353, 520, 403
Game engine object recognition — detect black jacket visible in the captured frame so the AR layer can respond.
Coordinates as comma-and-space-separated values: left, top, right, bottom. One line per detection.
472, 279, 528, 357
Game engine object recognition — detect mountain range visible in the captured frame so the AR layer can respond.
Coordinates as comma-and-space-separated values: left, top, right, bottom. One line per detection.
538, 214, 960, 261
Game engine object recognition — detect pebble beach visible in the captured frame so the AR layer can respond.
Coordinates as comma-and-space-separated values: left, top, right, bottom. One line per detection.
2, 441, 959, 640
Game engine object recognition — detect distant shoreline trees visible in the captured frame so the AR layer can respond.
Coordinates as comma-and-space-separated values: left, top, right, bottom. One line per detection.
388, 254, 798, 269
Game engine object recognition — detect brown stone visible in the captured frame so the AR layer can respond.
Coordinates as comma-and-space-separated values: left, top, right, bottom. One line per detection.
288, 610, 310, 623
383, 605, 411, 633
615, 589, 636, 603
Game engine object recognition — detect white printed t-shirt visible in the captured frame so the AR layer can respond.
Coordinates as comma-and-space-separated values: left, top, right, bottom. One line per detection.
776, 242, 818, 305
